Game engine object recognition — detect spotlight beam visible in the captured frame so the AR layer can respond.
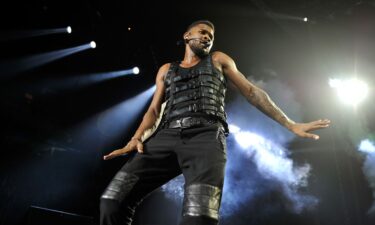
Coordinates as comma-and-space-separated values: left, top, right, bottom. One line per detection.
33, 67, 141, 92
251, 0, 308, 22
0, 42, 94, 80
0, 27, 72, 42
95, 85, 157, 141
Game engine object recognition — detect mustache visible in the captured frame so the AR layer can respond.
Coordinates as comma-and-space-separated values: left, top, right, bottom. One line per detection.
176, 37, 212, 47
201, 41, 211, 47
189, 38, 211, 46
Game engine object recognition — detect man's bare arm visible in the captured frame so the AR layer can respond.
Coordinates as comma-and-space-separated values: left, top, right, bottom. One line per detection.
213, 51, 295, 130
103, 63, 170, 159
213, 51, 330, 139
131, 63, 170, 140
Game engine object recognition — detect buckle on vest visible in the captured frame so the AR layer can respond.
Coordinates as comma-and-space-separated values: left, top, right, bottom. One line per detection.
189, 103, 198, 112
180, 117, 193, 127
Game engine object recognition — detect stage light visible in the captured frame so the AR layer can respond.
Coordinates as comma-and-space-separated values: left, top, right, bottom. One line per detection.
31, 67, 143, 94
90, 41, 96, 49
132, 67, 140, 74
128, 27, 131, 31
96, 85, 157, 139
1, 41, 97, 80
1, 26, 76, 42
329, 78, 368, 106
303, 17, 308, 22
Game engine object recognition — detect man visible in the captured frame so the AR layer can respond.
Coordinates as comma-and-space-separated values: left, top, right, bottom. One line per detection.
100, 20, 330, 225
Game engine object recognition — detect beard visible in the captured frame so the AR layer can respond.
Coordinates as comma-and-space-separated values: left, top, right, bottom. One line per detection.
190, 42, 210, 57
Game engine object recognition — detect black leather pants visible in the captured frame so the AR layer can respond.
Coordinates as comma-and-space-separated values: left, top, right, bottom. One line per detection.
100, 123, 227, 225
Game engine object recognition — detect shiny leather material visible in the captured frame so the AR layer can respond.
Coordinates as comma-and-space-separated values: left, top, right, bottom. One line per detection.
182, 183, 222, 220
101, 171, 139, 202
166, 116, 217, 129
163, 54, 228, 133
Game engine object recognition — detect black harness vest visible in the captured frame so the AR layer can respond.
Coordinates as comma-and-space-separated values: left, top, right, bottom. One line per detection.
163, 54, 228, 132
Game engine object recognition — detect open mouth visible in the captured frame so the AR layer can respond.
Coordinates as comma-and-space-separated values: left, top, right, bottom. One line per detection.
201, 42, 210, 48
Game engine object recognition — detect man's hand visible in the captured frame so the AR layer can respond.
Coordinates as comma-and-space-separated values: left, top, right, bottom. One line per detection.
289, 119, 331, 140
103, 138, 144, 160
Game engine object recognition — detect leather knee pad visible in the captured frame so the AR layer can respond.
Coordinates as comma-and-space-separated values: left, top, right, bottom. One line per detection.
182, 183, 222, 221
101, 171, 139, 202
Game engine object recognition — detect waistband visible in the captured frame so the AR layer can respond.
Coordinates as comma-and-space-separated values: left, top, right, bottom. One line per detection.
163, 117, 218, 129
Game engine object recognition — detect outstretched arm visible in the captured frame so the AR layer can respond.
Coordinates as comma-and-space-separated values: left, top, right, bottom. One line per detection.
213, 51, 330, 139
131, 63, 170, 141
103, 63, 170, 160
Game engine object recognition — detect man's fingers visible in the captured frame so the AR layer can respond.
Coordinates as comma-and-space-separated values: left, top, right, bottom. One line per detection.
137, 142, 144, 153
103, 154, 113, 160
103, 148, 131, 160
103, 150, 121, 160
297, 130, 319, 140
317, 124, 330, 128
308, 124, 330, 131
103, 140, 145, 160
304, 120, 330, 132
303, 132, 319, 140
314, 119, 331, 125
103, 152, 116, 160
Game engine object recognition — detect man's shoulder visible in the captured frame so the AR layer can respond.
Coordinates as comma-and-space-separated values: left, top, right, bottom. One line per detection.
212, 51, 232, 60
159, 62, 171, 71
211, 50, 228, 56
211, 51, 232, 65
157, 62, 178, 81
159, 61, 181, 71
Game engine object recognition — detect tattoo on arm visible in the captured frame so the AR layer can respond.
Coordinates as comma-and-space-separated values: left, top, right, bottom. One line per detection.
245, 86, 295, 129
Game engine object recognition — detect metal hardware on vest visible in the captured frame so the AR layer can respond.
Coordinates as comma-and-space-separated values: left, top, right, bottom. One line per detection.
172, 90, 225, 105
169, 104, 224, 118
166, 117, 217, 129
172, 68, 225, 83
163, 54, 229, 134
174, 81, 220, 94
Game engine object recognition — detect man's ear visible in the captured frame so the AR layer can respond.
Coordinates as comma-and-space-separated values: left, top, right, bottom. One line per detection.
183, 31, 190, 40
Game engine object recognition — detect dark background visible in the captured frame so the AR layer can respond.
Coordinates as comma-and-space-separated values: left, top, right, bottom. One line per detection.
1, 0, 375, 225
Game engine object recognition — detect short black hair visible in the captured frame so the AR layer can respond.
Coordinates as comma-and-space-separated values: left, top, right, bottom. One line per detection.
186, 20, 215, 32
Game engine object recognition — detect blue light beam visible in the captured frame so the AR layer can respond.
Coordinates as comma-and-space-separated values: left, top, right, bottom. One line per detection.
30, 67, 142, 96
96, 85, 157, 141
62, 85, 156, 152
1, 42, 95, 80
0, 26, 73, 42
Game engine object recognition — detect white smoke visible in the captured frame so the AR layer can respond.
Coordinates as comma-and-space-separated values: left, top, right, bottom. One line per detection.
220, 125, 318, 216
358, 139, 375, 214
161, 175, 184, 203
161, 77, 318, 217
161, 125, 318, 217
230, 126, 309, 186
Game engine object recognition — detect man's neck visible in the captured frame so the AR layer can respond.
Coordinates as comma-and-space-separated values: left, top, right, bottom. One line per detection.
181, 47, 203, 67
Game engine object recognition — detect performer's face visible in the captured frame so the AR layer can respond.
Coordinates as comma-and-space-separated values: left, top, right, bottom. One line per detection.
185, 24, 214, 57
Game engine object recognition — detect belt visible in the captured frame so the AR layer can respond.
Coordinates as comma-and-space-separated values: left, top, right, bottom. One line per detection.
165, 117, 217, 129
